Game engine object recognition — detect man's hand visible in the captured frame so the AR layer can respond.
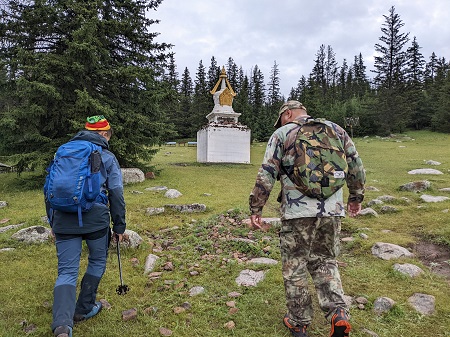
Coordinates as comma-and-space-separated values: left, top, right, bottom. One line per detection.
114, 233, 123, 242
250, 214, 262, 230
347, 201, 362, 218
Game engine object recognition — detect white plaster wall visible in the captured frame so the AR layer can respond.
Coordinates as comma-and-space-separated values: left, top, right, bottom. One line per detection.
197, 126, 251, 163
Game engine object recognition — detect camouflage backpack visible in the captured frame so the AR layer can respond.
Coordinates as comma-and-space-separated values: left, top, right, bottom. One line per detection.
289, 118, 348, 200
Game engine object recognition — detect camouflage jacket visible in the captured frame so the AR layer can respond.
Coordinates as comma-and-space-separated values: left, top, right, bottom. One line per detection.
249, 116, 365, 219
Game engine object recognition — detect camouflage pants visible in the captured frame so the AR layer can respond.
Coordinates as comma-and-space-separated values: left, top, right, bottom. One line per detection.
279, 217, 347, 327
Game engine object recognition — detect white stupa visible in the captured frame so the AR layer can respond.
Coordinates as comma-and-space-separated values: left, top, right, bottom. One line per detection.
197, 67, 251, 163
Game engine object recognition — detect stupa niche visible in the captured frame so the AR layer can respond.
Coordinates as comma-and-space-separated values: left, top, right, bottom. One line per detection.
197, 66, 251, 164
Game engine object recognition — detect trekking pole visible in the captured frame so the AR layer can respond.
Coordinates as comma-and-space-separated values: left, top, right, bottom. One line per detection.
115, 234, 130, 295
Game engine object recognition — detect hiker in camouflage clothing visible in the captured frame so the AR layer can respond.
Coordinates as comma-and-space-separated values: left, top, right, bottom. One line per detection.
249, 100, 365, 337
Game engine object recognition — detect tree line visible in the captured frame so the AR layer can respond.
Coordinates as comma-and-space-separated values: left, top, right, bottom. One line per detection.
0, 2, 449, 174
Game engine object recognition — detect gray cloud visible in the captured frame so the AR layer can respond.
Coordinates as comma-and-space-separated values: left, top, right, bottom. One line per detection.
154, 0, 450, 96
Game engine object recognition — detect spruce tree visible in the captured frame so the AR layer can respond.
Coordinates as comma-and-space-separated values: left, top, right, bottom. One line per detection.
373, 5, 410, 134
0, 0, 173, 172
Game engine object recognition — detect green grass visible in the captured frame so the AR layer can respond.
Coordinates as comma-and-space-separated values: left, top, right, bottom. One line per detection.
1, 130, 450, 337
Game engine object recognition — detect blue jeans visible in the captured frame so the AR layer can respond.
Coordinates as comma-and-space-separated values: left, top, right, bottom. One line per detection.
52, 228, 110, 330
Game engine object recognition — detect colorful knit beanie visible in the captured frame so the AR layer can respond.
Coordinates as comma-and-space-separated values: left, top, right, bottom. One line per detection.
85, 115, 111, 130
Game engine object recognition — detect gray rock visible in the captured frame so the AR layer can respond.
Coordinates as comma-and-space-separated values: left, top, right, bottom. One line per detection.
399, 180, 431, 192
11, 226, 52, 243
371, 242, 414, 260
380, 206, 399, 214
359, 233, 369, 240
365, 186, 380, 191
145, 186, 168, 192
0, 223, 25, 234
408, 293, 435, 315
373, 297, 396, 314
131, 190, 143, 194
425, 160, 441, 166
361, 328, 379, 337
0, 248, 15, 252
144, 254, 160, 274
235, 269, 266, 287
247, 257, 278, 265
420, 194, 449, 203
377, 195, 396, 202
121, 168, 145, 184
165, 203, 206, 213
393, 263, 424, 277
367, 199, 383, 206
0, 201, 7, 209
408, 169, 443, 175
359, 208, 379, 217
438, 188, 450, 192
164, 189, 182, 198
146, 207, 165, 216
110, 229, 143, 249
189, 286, 205, 296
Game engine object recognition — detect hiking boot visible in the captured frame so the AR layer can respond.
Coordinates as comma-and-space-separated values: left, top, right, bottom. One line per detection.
283, 314, 309, 337
329, 307, 351, 337
53, 325, 72, 337
73, 301, 102, 323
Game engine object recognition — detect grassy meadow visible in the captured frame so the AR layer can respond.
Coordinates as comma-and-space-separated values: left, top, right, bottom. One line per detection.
0, 130, 450, 337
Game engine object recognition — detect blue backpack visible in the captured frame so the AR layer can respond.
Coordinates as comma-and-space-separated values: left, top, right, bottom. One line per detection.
44, 140, 106, 227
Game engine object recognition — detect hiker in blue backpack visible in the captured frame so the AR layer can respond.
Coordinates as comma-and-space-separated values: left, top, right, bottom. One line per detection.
44, 116, 126, 337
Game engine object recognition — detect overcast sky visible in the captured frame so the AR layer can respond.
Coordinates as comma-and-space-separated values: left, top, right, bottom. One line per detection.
153, 0, 450, 97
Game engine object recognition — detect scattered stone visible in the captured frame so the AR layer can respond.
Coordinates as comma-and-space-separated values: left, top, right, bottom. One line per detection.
359, 233, 369, 240
367, 199, 383, 206
202, 193, 212, 196
224, 321, 235, 330
380, 206, 398, 214
0, 248, 15, 252
148, 271, 163, 279
365, 186, 380, 191
226, 301, 236, 308
144, 254, 160, 274
373, 297, 396, 314
341, 237, 354, 242
165, 203, 206, 213
145, 172, 156, 179
439, 188, 450, 192
11, 226, 52, 243
189, 270, 199, 276
229, 307, 239, 314
164, 189, 182, 198
189, 286, 205, 296
131, 190, 143, 194
110, 229, 143, 249
228, 291, 242, 298
408, 293, 435, 315
371, 242, 414, 260
399, 180, 431, 192
247, 257, 278, 265
23, 323, 37, 334
358, 208, 378, 217
235, 269, 266, 287
355, 297, 369, 305
0, 218, 10, 224
0, 223, 25, 233
159, 226, 180, 233
145, 186, 168, 192
0, 201, 7, 209
159, 327, 173, 336
408, 169, 443, 175
130, 257, 139, 267
121, 168, 145, 184
122, 308, 138, 321
173, 306, 186, 314
377, 195, 396, 202
144, 306, 158, 315
146, 207, 165, 216
381, 229, 392, 233
99, 299, 111, 309
232, 238, 256, 244
425, 160, 441, 166
163, 261, 174, 271
181, 302, 192, 310
361, 328, 379, 337
420, 195, 449, 203
393, 263, 424, 277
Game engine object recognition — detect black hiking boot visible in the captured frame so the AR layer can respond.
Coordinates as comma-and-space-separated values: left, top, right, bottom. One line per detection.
283, 314, 309, 337
329, 306, 351, 337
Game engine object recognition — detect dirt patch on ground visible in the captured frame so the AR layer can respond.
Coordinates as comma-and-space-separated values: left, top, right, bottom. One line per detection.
413, 241, 450, 280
